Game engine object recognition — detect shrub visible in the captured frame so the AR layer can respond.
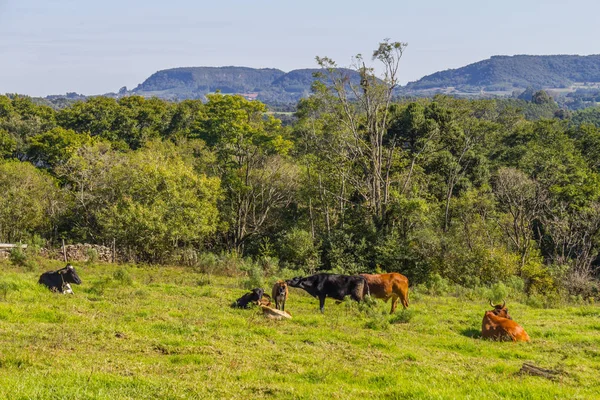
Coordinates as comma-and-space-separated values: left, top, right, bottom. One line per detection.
389, 309, 414, 324
490, 282, 509, 303
9, 245, 27, 267
86, 248, 99, 264
425, 273, 451, 296
113, 268, 133, 285
279, 228, 319, 272
241, 261, 264, 290
0, 280, 19, 300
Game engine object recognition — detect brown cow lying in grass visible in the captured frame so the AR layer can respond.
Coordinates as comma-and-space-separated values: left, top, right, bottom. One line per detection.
482, 300, 530, 342
360, 273, 409, 314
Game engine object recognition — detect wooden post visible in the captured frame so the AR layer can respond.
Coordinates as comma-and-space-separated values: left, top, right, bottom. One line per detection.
112, 238, 116, 264
62, 239, 67, 262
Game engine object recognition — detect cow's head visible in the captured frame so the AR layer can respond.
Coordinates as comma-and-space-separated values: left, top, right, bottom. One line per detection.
489, 299, 511, 320
275, 281, 287, 297
252, 288, 264, 300
60, 264, 82, 285
286, 276, 308, 289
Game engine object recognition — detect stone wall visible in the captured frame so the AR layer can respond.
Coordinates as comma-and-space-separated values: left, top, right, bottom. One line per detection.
42, 244, 114, 263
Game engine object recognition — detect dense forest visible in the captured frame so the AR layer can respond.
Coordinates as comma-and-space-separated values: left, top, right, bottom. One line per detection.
2, 41, 600, 301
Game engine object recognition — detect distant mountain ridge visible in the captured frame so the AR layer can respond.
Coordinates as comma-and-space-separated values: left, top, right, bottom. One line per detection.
132, 66, 361, 104
405, 54, 600, 92
38, 55, 600, 106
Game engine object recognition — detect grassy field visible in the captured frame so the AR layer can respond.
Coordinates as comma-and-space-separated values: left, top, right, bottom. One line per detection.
0, 260, 599, 399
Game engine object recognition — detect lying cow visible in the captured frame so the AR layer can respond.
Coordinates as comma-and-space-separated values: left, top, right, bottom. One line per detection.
38, 264, 82, 294
272, 280, 288, 311
482, 301, 530, 342
235, 288, 270, 308
286, 273, 367, 313
360, 272, 409, 313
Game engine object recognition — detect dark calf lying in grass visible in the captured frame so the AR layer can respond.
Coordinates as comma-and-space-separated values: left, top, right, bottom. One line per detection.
38, 264, 82, 294
286, 273, 367, 313
235, 288, 271, 308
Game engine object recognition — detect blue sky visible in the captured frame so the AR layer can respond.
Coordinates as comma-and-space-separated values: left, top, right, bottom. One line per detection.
0, 0, 598, 96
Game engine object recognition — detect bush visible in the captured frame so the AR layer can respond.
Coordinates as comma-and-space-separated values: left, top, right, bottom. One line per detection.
490, 282, 509, 303
241, 261, 264, 290
562, 269, 599, 299
113, 268, 133, 285
196, 252, 219, 275
0, 280, 19, 300
256, 255, 279, 276
9, 245, 27, 267
425, 273, 451, 296
389, 309, 414, 324
86, 248, 99, 264
279, 228, 319, 272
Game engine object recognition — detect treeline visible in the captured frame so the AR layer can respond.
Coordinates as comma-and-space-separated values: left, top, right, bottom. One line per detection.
2, 45, 600, 299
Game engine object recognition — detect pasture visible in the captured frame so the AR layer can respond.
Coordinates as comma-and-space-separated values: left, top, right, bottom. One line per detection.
0, 260, 599, 399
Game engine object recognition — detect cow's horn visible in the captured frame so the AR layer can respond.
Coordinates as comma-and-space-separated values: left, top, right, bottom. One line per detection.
489, 299, 494, 308
502, 299, 506, 308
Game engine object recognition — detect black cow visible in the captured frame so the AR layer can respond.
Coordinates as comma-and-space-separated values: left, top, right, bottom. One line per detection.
286, 273, 368, 313
235, 288, 265, 308
38, 264, 82, 294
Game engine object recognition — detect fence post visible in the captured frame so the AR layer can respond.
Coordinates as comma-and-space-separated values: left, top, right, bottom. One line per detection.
62, 239, 67, 262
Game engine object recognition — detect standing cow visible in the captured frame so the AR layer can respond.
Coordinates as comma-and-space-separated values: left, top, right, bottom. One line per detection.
38, 264, 82, 294
286, 273, 367, 313
272, 280, 288, 312
360, 272, 409, 313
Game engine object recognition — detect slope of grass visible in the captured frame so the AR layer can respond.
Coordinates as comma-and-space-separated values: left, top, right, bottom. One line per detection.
0, 260, 599, 399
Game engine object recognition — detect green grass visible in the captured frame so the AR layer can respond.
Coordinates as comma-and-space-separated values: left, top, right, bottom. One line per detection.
0, 260, 599, 399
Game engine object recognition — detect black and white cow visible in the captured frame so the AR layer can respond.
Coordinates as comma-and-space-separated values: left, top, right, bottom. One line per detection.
38, 264, 82, 294
286, 273, 368, 313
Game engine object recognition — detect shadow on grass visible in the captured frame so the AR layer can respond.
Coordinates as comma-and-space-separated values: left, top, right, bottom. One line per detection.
461, 328, 481, 338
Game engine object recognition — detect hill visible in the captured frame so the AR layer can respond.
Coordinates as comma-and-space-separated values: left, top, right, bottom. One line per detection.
131, 66, 362, 103
1, 260, 598, 398
405, 54, 600, 92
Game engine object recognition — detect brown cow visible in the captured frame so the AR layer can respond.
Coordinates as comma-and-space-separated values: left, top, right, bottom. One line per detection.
481, 302, 530, 342
271, 280, 288, 311
360, 273, 409, 314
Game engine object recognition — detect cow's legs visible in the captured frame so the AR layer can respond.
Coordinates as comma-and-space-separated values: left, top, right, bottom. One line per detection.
390, 295, 399, 314
319, 295, 326, 313
281, 299, 285, 312
399, 289, 409, 309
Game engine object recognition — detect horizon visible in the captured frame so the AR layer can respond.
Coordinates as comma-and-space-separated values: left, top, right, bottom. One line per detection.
1, 0, 598, 97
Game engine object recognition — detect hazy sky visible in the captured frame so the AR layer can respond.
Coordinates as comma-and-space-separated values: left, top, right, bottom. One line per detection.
1, 0, 598, 96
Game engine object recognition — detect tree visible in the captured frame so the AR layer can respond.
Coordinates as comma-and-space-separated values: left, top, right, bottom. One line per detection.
99, 141, 221, 261
199, 94, 295, 253
313, 39, 407, 230
0, 160, 64, 242
494, 167, 547, 269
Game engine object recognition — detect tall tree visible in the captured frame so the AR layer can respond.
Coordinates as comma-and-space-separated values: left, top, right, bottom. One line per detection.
313, 39, 407, 230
